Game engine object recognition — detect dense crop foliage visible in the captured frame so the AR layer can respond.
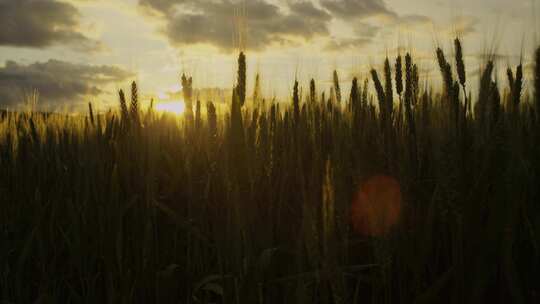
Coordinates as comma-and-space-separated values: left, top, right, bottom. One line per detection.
1, 41, 540, 303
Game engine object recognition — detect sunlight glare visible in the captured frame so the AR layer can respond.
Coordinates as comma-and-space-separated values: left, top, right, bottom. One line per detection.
155, 101, 186, 115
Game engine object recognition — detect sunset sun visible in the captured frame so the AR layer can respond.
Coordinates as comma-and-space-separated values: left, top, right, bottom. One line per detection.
155, 101, 186, 115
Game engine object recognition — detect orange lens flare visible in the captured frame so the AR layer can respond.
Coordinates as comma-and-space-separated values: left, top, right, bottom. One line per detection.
351, 175, 402, 236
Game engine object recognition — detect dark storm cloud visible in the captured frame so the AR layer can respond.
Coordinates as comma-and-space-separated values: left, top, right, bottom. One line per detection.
0, 60, 134, 108
0, 0, 101, 51
140, 0, 331, 51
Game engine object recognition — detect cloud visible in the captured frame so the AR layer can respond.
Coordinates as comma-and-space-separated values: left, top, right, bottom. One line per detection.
324, 37, 371, 52
393, 14, 432, 27
140, 0, 332, 52
320, 0, 433, 30
451, 16, 479, 36
139, 0, 434, 53
289, 1, 332, 20
322, 11, 431, 52
428, 16, 479, 39
323, 21, 381, 52
139, 0, 180, 13
353, 23, 381, 39
320, 0, 395, 20
0, 0, 102, 52
0, 60, 134, 109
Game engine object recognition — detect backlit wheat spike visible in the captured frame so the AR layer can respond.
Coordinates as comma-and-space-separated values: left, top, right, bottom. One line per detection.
395, 55, 404, 129
269, 102, 276, 130
371, 68, 386, 125
477, 61, 494, 124
293, 79, 300, 123
491, 80, 501, 124
455, 38, 469, 117
514, 63, 523, 109
310, 78, 316, 105
333, 70, 341, 104
236, 52, 247, 107
455, 38, 466, 87
362, 78, 369, 108
148, 98, 154, 113
349, 77, 359, 114
206, 101, 217, 139
195, 100, 201, 130
395, 55, 403, 97
118, 89, 129, 121
404, 54, 414, 132
181, 73, 193, 119
507, 67, 515, 93
330, 87, 336, 106
130, 81, 139, 122
88, 102, 95, 126
253, 73, 261, 107
384, 58, 393, 119
507, 64, 523, 113
436, 48, 454, 97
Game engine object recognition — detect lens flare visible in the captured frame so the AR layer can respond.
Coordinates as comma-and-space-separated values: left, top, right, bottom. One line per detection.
351, 175, 402, 236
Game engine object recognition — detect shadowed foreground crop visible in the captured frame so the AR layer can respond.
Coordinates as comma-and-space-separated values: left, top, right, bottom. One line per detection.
1, 42, 540, 303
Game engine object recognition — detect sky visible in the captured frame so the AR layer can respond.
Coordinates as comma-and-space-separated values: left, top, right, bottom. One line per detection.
0, 0, 537, 112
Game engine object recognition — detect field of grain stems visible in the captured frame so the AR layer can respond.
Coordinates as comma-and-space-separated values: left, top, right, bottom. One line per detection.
1, 39, 539, 303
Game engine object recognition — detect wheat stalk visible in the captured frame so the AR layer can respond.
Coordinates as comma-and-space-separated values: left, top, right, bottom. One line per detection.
118, 89, 129, 122
371, 69, 386, 123
436, 48, 454, 98
181, 73, 194, 120
333, 70, 341, 104
349, 77, 359, 114
236, 52, 247, 107
88, 102, 95, 126
454, 38, 469, 119
293, 79, 300, 123
395, 55, 403, 98
130, 81, 139, 123
310, 79, 317, 105
384, 58, 394, 122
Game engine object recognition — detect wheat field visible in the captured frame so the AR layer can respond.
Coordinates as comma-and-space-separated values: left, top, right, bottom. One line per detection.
1, 39, 539, 303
